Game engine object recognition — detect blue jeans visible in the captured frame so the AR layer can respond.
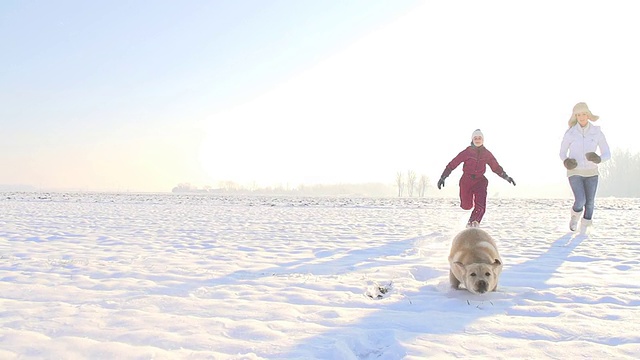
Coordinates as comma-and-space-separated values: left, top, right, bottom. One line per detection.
568, 175, 599, 220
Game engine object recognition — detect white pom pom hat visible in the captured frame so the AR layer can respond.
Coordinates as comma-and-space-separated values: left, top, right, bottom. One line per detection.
471, 129, 484, 140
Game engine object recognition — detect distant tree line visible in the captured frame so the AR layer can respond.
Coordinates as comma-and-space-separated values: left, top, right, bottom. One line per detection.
174, 170, 431, 198
172, 182, 396, 197
174, 150, 637, 198
395, 170, 430, 197
599, 149, 640, 197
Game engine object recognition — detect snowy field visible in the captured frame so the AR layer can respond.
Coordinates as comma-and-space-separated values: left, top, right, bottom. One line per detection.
1, 192, 639, 359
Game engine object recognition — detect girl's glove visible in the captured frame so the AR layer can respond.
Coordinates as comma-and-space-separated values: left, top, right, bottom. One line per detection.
437, 176, 446, 189
501, 172, 516, 186
564, 158, 578, 170
586, 152, 601, 164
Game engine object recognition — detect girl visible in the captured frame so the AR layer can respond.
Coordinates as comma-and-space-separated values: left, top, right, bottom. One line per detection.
559, 102, 611, 232
437, 129, 515, 227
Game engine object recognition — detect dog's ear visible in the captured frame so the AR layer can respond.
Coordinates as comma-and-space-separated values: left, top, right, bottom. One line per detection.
452, 261, 466, 279
492, 259, 503, 277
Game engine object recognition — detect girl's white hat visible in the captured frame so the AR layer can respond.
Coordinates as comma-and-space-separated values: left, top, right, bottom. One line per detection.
569, 102, 599, 127
471, 129, 484, 140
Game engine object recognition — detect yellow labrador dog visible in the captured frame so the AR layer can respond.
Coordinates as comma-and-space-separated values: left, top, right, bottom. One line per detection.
448, 228, 503, 294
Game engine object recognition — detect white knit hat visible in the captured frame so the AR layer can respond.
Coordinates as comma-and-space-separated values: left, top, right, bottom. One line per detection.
471, 129, 484, 140
568, 102, 599, 127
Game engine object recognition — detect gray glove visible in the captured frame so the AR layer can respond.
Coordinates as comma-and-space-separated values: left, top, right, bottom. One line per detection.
501, 172, 516, 186
586, 152, 601, 164
437, 176, 446, 189
564, 158, 578, 170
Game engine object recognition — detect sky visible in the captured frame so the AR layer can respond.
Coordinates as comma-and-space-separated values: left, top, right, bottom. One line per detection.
2, 0, 640, 193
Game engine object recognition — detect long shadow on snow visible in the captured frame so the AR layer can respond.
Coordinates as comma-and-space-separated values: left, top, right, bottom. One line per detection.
500, 232, 587, 290
142, 234, 426, 298
218, 235, 423, 285
274, 231, 589, 359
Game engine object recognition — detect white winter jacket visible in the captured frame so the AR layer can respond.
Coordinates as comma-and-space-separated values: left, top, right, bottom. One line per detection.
559, 122, 611, 177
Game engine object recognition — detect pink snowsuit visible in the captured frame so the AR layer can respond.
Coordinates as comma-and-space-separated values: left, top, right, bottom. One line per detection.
441, 145, 506, 224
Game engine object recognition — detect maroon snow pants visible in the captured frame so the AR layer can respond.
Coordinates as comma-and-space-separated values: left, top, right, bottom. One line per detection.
459, 173, 488, 223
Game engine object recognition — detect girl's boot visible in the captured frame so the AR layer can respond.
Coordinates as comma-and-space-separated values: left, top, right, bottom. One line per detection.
580, 218, 593, 234
569, 209, 581, 231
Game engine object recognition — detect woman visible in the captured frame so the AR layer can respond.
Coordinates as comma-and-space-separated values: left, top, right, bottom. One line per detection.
559, 102, 611, 232
437, 129, 516, 227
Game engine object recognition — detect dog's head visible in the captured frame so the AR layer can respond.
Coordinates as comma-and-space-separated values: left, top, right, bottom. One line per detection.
452, 259, 502, 294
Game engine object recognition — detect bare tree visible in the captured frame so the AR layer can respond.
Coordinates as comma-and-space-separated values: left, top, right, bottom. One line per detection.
418, 174, 429, 197
406, 170, 416, 197
248, 181, 258, 192
219, 180, 239, 191
396, 171, 404, 197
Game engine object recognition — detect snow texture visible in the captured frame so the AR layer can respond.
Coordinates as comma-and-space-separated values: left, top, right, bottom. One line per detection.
1, 193, 639, 359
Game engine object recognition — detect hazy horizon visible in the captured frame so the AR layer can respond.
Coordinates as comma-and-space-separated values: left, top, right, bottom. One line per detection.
3, 1, 639, 193
0, 180, 577, 200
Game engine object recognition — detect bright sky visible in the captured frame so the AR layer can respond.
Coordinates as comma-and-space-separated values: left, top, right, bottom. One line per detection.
2, 0, 639, 193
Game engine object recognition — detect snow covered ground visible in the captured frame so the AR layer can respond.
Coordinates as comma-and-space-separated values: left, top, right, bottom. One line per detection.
1, 193, 639, 359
